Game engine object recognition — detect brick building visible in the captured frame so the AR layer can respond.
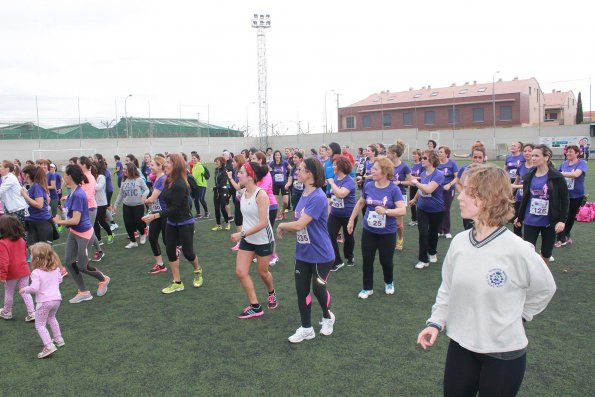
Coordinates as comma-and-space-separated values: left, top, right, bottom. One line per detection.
338, 77, 576, 132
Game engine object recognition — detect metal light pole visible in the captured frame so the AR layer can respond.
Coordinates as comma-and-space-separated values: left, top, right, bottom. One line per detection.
124, 94, 132, 138
492, 71, 500, 151
251, 13, 271, 148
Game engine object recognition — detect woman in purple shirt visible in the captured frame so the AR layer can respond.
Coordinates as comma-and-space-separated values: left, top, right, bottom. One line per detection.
348, 157, 406, 299
505, 141, 525, 182
387, 141, 412, 251
269, 150, 290, 219
277, 158, 336, 343
20, 165, 52, 245
556, 144, 588, 246
409, 149, 423, 226
437, 146, 458, 239
511, 143, 535, 237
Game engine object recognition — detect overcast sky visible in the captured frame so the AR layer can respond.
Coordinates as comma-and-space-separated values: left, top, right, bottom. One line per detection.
1, 0, 593, 134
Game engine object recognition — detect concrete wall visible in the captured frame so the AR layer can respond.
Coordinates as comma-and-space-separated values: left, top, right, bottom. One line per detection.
1, 124, 590, 164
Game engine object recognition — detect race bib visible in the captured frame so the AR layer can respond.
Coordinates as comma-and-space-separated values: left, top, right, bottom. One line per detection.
151, 201, 162, 213
420, 191, 431, 198
357, 163, 364, 173
508, 168, 518, 178
529, 198, 549, 216
331, 195, 344, 208
296, 227, 310, 244
293, 181, 304, 191
274, 173, 284, 182
367, 210, 386, 228
565, 177, 574, 190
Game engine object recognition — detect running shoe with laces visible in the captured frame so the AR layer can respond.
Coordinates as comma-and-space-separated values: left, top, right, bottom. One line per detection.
98, 240, 104, 246
385, 282, 395, 295
125, 242, 138, 249
346, 258, 355, 267
54, 337, 65, 347
25, 312, 36, 322
204, 212, 210, 218
395, 238, 404, 251
69, 291, 93, 304
211, 225, 222, 231
238, 305, 264, 319
224, 223, 231, 231
0, 309, 13, 320
429, 254, 438, 263
97, 275, 110, 297
415, 261, 429, 269
267, 292, 278, 309
162, 281, 184, 294
193, 270, 203, 288
140, 235, 147, 245
357, 289, 373, 299
91, 251, 105, 262
110, 223, 118, 231
331, 263, 344, 272
231, 242, 240, 251
147, 263, 167, 275
319, 311, 335, 336
445, 233, 452, 239
408, 220, 417, 226
269, 254, 279, 266
288, 326, 316, 343
107, 235, 114, 244
37, 343, 57, 359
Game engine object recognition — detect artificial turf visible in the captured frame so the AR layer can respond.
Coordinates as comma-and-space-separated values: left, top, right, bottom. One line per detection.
0, 161, 593, 396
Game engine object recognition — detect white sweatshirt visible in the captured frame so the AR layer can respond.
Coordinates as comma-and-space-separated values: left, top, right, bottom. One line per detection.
0, 173, 28, 213
428, 226, 556, 354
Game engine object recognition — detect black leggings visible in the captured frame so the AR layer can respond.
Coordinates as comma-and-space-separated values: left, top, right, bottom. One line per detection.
193, 186, 208, 216
409, 186, 418, 221
165, 223, 196, 262
294, 259, 333, 328
444, 340, 526, 397
513, 201, 523, 237
361, 229, 396, 290
328, 214, 356, 266
557, 196, 583, 242
148, 215, 167, 257
233, 197, 243, 227
123, 204, 146, 242
417, 209, 443, 262
523, 224, 555, 258
94, 205, 113, 241
213, 188, 229, 225
439, 189, 455, 234
26, 220, 53, 245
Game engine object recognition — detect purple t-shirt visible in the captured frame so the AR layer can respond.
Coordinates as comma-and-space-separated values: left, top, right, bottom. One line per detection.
437, 159, 458, 185
65, 187, 92, 232
559, 160, 588, 199
361, 182, 404, 234
116, 161, 124, 177
26, 183, 51, 222
269, 160, 289, 186
47, 172, 59, 200
523, 174, 550, 227
151, 175, 168, 213
294, 188, 335, 263
505, 154, 525, 180
456, 163, 469, 180
105, 169, 113, 193
417, 169, 445, 213
515, 164, 534, 202
410, 162, 423, 178
330, 175, 357, 218
393, 162, 411, 195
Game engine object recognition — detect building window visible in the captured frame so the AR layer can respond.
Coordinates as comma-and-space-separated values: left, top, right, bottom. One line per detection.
500, 106, 512, 121
424, 111, 435, 125
403, 112, 413, 126
546, 112, 558, 121
448, 109, 460, 124
346, 116, 355, 129
362, 115, 371, 128
383, 114, 391, 128
472, 108, 485, 122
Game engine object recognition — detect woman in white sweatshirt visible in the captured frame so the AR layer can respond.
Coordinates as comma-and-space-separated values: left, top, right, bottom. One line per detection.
417, 164, 556, 397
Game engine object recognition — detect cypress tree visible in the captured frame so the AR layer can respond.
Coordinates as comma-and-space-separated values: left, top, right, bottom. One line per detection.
576, 92, 583, 124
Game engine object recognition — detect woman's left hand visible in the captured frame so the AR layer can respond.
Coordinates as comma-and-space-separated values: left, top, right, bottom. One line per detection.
276, 224, 284, 239
554, 221, 565, 234
230, 232, 241, 243
374, 206, 387, 216
142, 214, 154, 224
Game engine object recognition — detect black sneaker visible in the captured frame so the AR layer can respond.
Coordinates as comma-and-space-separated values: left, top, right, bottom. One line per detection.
346, 258, 355, 267
331, 263, 344, 272
237, 305, 264, 319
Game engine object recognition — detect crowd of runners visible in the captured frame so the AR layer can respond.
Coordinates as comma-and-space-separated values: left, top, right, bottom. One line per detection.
1, 138, 589, 395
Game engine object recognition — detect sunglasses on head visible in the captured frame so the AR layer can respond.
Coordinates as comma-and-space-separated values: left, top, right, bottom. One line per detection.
421, 156, 428, 160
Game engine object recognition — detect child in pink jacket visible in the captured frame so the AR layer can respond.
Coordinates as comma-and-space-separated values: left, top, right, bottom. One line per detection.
20, 242, 64, 359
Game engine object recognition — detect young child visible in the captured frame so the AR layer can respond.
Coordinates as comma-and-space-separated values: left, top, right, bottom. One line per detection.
20, 242, 64, 359
0, 215, 35, 322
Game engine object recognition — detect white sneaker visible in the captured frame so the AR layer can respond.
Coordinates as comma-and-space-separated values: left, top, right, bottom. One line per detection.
385, 282, 395, 295
125, 242, 138, 249
319, 311, 335, 336
110, 223, 118, 231
37, 343, 57, 359
288, 326, 316, 343
445, 233, 452, 239
140, 235, 147, 245
549, 256, 555, 262
408, 220, 417, 226
429, 254, 438, 263
25, 312, 36, 322
437, 233, 445, 237
54, 337, 65, 347
415, 261, 429, 269
357, 289, 373, 299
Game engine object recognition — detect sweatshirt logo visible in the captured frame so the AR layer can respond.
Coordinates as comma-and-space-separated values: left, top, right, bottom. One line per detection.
486, 268, 507, 287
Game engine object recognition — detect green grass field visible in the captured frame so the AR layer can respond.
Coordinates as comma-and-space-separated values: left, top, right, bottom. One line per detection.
1, 161, 594, 396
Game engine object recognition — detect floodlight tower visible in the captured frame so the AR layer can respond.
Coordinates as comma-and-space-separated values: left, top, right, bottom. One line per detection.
251, 13, 271, 148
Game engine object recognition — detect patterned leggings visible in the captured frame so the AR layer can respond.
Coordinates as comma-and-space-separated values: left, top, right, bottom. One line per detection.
35, 300, 61, 346
3, 276, 34, 315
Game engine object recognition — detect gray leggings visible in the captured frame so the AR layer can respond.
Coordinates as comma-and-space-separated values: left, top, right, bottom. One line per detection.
87, 208, 102, 252
65, 232, 105, 292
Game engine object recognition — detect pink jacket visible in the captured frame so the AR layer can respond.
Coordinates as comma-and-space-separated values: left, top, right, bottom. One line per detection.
256, 173, 278, 207
21, 268, 62, 303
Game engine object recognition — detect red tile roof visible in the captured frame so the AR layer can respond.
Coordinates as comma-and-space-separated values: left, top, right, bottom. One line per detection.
544, 91, 575, 107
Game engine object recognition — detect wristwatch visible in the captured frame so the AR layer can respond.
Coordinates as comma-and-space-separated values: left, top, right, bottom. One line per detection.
240, 231, 246, 238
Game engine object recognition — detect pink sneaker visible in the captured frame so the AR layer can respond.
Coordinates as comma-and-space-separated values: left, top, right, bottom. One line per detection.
231, 242, 240, 251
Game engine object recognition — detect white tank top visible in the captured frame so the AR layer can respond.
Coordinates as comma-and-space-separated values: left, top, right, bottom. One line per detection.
241, 187, 274, 245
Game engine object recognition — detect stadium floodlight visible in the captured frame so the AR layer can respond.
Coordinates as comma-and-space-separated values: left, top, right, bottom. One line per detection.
251, 13, 271, 148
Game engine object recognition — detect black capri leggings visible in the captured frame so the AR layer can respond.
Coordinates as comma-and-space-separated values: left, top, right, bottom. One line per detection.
409, 186, 418, 221
444, 340, 526, 397
26, 220, 53, 245
94, 205, 113, 241
123, 204, 146, 242
149, 215, 167, 257
213, 188, 229, 225
328, 214, 356, 266
165, 223, 196, 262
557, 196, 583, 242
361, 229, 396, 290
523, 224, 556, 259
294, 259, 333, 328
234, 197, 243, 227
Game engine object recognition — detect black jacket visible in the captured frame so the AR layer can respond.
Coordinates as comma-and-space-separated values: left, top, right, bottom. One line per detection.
214, 166, 229, 190
160, 178, 193, 223
518, 166, 569, 224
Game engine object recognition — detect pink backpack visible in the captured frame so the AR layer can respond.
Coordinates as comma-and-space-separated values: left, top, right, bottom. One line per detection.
576, 202, 595, 222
